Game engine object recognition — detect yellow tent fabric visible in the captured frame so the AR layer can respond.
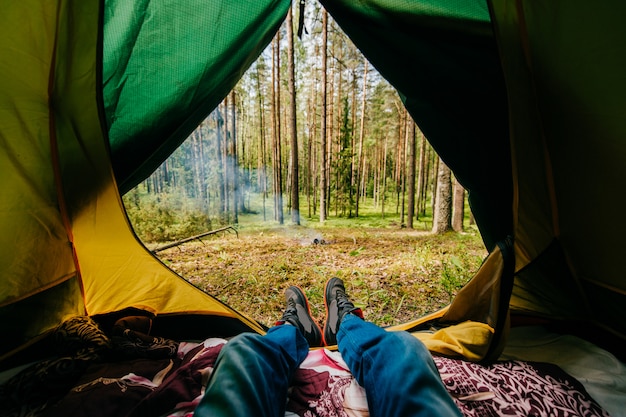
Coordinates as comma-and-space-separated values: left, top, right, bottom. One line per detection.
0, 0, 88, 358
416, 321, 495, 362
0, 0, 264, 362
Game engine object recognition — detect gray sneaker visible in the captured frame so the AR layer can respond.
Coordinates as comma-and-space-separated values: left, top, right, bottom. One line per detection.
277, 286, 323, 347
323, 277, 363, 346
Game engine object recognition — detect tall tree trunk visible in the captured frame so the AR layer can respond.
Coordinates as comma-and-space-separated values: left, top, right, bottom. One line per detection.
271, 33, 284, 224
286, 6, 300, 225
222, 99, 230, 217
334, 52, 343, 217
394, 105, 402, 214
307, 122, 313, 218
433, 157, 453, 234
191, 131, 203, 206
162, 159, 170, 190
349, 68, 357, 217
407, 119, 416, 228
355, 60, 368, 217
319, 9, 328, 222
255, 61, 267, 221
239, 101, 248, 213
200, 129, 208, 209
416, 130, 427, 218
214, 109, 225, 218
381, 135, 388, 218
235, 91, 247, 214
328, 42, 336, 218
374, 143, 380, 208
271, 38, 278, 221
230, 91, 239, 224
452, 177, 465, 232
361, 153, 368, 205
400, 109, 408, 226
431, 153, 438, 220
308, 62, 318, 218
394, 103, 405, 217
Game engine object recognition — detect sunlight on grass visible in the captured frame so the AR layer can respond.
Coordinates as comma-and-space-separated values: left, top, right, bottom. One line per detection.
155, 198, 487, 327
139, 192, 488, 327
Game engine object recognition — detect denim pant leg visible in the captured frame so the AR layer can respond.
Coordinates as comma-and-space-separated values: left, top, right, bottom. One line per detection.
194, 325, 309, 417
337, 314, 462, 417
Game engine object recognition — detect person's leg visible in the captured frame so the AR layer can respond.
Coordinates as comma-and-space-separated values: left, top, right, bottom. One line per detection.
324, 277, 461, 417
194, 325, 308, 417
337, 315, 462, 417
194, 286, 321, 417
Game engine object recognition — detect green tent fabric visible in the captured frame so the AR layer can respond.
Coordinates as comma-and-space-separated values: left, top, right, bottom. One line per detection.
319, 0, 512, 253
491, 0, 626, 339
104, 0, 290, 195
1, 0, 626, 373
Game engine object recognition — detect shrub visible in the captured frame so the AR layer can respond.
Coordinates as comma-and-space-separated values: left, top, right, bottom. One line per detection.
123, 193, 212, 242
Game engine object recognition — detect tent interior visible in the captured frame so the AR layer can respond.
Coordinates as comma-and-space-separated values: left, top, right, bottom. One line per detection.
1, 0, 625, 416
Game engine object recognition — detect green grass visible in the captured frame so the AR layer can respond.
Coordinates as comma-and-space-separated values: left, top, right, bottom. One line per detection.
155, 222, 486, 328
134, 191, 486, 328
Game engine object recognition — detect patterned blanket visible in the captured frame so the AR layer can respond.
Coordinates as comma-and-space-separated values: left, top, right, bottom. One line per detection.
289, 348, 610, 417
0, 316, 610, 417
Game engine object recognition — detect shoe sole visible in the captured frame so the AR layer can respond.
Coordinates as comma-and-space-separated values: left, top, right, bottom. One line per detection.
322, 277, 342, 346
289, 285, 323, 346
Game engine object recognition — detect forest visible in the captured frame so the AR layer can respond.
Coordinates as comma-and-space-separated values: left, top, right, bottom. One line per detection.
123, 3, 471, 243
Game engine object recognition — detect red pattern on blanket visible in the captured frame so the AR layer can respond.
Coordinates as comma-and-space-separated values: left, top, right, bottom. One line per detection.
4, 337, 610, 417
163, 340, 610, 417
437, 357, 610, 417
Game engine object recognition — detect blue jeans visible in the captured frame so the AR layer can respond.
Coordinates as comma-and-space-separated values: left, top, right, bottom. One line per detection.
194, 325, 308, 417
194, 316, 461, 417
338, 314, 461, 417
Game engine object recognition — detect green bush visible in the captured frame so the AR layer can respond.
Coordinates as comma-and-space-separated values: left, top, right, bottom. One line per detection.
123, 194, 212, 242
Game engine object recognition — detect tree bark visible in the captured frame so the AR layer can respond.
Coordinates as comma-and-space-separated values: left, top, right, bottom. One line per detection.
286, 6, 300, 225
307, 59, 318, 218
452, 176, 465, 232
255, 60, 268, 221
416, 131, 427, 217
222, 99, 231, 216
407, 119, 416, 228
214, 109, 225, 217
271, 33, 284, 224
319, 9, 328, 222
381, 135, 388, 218
433, 157, 453, 234
229, 91, 239, 224
425, 145, 435, 217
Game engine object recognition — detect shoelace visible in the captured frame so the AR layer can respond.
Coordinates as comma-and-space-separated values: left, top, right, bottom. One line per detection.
283, 298, 298, 319
336, 289, 354, 310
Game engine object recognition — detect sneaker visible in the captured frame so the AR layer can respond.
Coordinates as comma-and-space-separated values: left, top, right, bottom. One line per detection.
323, 277, 363, 346
277, 286, 323, 347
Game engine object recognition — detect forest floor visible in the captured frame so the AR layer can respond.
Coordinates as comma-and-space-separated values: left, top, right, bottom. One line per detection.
152, 221, 488, 329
